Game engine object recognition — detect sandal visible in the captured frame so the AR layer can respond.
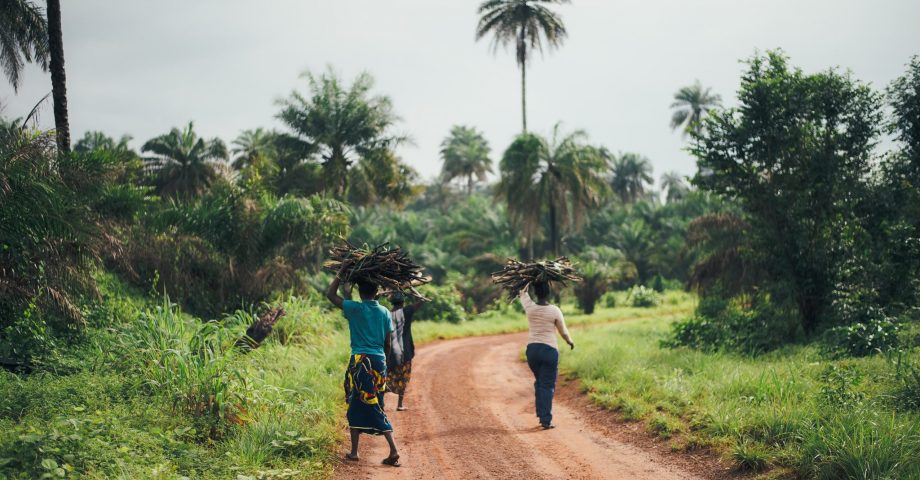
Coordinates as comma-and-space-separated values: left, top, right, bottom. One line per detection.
397, 406, 408, 411
382, 455, 401, 467
344, 453, 359, 461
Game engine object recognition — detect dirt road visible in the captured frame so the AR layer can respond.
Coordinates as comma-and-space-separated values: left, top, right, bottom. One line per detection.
333, 331, 707, 479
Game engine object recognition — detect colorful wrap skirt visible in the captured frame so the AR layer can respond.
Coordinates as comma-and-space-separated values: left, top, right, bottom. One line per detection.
387, 361, 412, 395
344, 354, 392, 435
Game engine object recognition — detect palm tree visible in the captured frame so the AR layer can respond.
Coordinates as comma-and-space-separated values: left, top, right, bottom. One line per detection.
277, 68, 405, 200
45, 0, 69, 154
439, 125, 492, 194
231, 128, 279, 170
610, 152, 653, 204
141, 122, 228, 199
670, 80, 721, 137
0, 0, 48, 91
476, 0, 569, 132
496, 123, 609, 258
660, 171, 689, 203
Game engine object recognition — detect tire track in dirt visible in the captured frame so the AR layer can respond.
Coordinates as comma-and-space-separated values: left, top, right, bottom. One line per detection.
333, 332, 705, 480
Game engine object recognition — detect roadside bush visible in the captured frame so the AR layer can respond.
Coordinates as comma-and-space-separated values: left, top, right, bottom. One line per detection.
414, 284, 467, 323
822, 315, 900, 359
627, 285, 661, 308
602, 292, 617, 308
663, 297, 799, 354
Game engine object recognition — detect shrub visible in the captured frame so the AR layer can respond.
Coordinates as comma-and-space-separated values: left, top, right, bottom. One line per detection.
414, 284, 467, 323
822, 307, 900, 358
602, 292, 617, 308
573, 261, 612, 314
626, 285, 661, 308
663, 297, 799, 354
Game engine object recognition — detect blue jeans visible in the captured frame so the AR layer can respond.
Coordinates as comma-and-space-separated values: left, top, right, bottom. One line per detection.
526, 343, 559, 426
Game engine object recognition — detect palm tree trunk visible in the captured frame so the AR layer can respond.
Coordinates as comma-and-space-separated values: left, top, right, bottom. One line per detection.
520, 61, 527, 133
467, 174, 474, 195
46, 0, 70, 156
548, 199, 559, 257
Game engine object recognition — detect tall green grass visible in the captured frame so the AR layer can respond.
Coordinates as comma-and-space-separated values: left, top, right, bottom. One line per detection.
0, 279, 348, 479
562, 316, 920, 478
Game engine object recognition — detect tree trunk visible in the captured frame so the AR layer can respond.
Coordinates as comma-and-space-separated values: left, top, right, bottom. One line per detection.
46, 0, 70, 156
467, 174, 474, 195
548, 199, 559, 257
520, 61, 527, 133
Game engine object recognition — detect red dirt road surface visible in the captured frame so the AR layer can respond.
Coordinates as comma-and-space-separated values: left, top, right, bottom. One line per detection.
334, 332, 706, 480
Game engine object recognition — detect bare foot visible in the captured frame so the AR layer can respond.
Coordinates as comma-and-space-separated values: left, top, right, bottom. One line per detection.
344, 453, 359, 461
382, 454, 401, 467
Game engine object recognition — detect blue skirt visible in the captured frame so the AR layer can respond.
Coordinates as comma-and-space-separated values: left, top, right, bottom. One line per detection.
344, 354, 393, 435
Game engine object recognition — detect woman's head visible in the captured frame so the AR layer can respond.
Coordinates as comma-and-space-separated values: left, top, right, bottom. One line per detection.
533, 281, 551, 301
390, 292, 406, 308
356, 279, 378, 300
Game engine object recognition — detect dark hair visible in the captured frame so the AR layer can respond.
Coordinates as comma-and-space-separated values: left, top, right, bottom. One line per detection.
533, 281, 551, 300
356, 279, 378, 299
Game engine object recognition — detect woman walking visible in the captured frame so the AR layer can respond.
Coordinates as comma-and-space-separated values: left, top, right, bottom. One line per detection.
326, 262, 401, 467
520, 280, 574, 429
386, 293, 424, 411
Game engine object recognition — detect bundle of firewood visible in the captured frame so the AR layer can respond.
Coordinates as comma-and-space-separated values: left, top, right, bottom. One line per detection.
323, 241, 431, 300
491, 257, 582, 301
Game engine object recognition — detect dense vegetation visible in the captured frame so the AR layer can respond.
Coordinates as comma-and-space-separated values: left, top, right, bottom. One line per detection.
2, 0, 919, 476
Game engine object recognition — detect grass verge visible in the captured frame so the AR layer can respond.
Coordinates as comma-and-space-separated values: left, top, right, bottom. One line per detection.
561, 316, 920, 478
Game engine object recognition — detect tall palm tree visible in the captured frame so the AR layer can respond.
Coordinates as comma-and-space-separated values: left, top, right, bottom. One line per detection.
439, 125, 492, 194
670, 80, 721, 137
476, 0, 569, 133
0, 0, 48, 91
141, 122, 228, 199
497, 124, 609, 258
231, 128, 279, 170
277, 68, 405, 200
45, 0, 69, 154
660, 171, 689, 203
610, 152, 653, 204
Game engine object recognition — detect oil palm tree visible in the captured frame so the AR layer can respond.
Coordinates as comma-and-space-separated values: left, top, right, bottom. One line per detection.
670, 80, 721, 137
231, 128, 279, 170
496, 123, 609, 258
277, 68, 405, 200
0, 0, 48, 91
141, 122, 228, 199
439, 125, 492, 194
660, 171, 689, 203
476, 0, 569, 132
610, 152, 653, 204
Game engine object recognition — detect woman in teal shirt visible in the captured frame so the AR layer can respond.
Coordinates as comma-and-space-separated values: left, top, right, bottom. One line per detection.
326, 262, 401, 467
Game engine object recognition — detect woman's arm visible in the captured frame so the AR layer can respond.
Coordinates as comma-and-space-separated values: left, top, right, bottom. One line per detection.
325, 261, 351, 309
556, 310, 574, 350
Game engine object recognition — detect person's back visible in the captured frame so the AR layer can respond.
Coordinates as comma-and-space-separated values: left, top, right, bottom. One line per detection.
520, 293, 567, 349
519, 281, 574, 429
343, 299, 391, 357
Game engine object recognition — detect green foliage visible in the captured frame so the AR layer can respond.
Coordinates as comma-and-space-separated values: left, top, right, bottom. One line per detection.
693, 51, 884, 335
664, 297, 799, 354
566, 316, 920, 478
496, 125, 609, 257
822, 313, 900, 358
626, 285, 660, 308
415, 284, 467, 324
439, 125, 492, 194
277, 67, 413, 204
0, 128, 148, 363
609, 152, 653, 204
669, 80, 721, 137
0, 0, 48, 91
142, 122, 229, 199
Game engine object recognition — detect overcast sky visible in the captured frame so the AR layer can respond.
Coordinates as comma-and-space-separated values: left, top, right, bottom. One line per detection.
2, 0, 919, 182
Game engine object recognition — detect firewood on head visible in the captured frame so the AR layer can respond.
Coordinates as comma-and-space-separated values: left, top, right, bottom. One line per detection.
323, 241, 431, 301
490, 257, 582, 302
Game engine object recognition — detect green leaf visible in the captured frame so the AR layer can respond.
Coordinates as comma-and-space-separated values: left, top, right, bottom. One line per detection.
41, 458, 59, 470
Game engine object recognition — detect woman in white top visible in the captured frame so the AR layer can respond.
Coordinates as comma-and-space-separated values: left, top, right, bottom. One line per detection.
520, 280, 574, 429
